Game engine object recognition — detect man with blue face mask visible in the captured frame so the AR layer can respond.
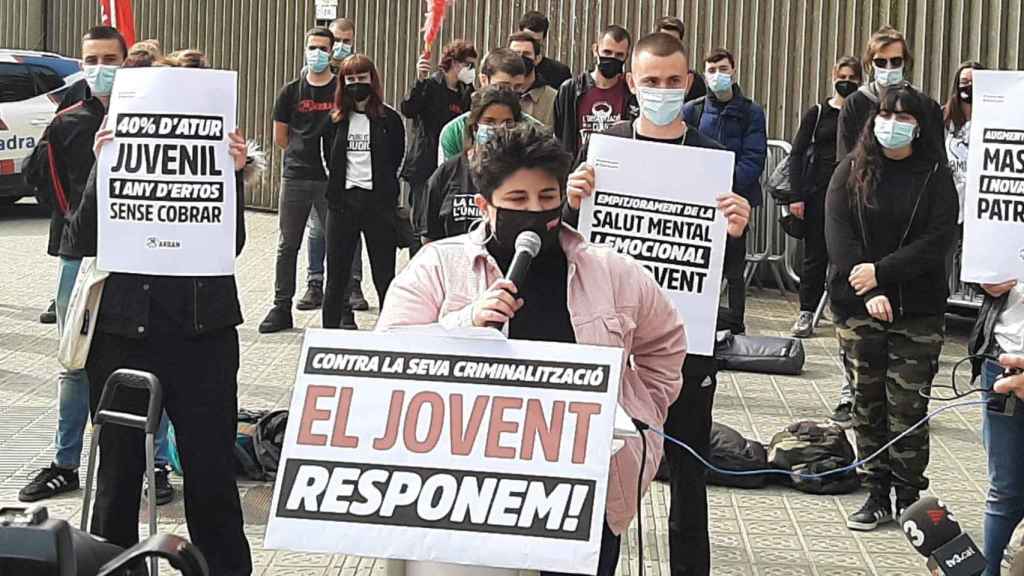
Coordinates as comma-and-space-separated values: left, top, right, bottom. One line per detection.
260, 27, 340, 333
562, 33, 751, 576
19, 25, 136, 505
329, 17, 356, 67
682, 48, 768, 335
836, 26, 944, 160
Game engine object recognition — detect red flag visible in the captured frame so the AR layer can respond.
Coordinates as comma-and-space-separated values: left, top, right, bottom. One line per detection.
98, 0, 136, 48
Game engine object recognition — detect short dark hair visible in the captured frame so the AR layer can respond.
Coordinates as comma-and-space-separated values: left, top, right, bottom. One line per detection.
508, 31, 541, 57
481, 48, 526, 79
601, 25, 632, 48
705, 48, 735, 68
471, 124, 572, 201
83, 26, 128, 58
465, 87, 523, 149
306, 26, 334, 43
331, 18, 355, 33
656, 16, 685, 39
440, 40, 478, 72
634, 32, 689, 63
519, 11, 549, 37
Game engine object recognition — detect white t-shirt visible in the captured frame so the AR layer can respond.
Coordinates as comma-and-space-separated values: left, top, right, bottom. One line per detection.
995, 283, 1024, 355
346, 112, 373, 190
945, 121, 970, 224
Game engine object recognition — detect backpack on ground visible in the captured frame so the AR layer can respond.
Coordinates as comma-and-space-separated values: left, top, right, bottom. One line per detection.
707, 422, 769, 489
715, 330, 806, 375
767, 420, 860, 494
254, 410, 289, 480
234, 409, 269, 481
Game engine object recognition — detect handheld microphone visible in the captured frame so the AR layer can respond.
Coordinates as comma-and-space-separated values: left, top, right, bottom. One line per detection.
507, 231, 542, 292
486, 231, 542, 330
900, 497, 985, 575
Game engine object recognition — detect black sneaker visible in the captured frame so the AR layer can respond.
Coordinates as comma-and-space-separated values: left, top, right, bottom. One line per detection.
791, 311, 814, 338
145, 465, 175, 505
18, 464, 79, 502
258, 305, 293, 334
830, 402, 854, 429
39, 301, 57, 325
349, 287, 370, 311
341, 311, 359, 330
296, 285, 323, 311
896, 489, 919, 519
847, 493, 893, 531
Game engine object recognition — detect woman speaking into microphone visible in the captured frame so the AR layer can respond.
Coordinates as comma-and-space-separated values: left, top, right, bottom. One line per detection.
377, 124, 685, 576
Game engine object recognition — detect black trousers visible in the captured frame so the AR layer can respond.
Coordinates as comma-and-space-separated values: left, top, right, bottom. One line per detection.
799, 190, 829, 312
86, 327, 251, 576
323, 196, 398, 328
723, 228, 748, 330
540, 521, 621, 576
664, 355, 718, 576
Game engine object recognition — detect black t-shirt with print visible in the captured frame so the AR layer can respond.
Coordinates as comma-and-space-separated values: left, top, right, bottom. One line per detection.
274, 76, 337, 180
424, 154, 483, 240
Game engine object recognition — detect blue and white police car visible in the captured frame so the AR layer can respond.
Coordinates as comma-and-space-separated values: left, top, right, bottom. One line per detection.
0, 49, 82, 204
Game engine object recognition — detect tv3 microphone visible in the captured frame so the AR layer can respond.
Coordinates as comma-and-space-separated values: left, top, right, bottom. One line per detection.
486, 231, 542, 330
900, 497, 986, 575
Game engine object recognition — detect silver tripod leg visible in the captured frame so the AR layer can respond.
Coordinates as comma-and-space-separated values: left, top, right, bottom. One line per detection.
80, 422, 103, 532
146, 431, 158, 576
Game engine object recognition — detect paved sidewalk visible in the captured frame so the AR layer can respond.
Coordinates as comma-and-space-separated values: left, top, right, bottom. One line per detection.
0, 202, 991, 575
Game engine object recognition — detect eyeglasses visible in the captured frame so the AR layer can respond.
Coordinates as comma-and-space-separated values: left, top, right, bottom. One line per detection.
872, 57, 904, 69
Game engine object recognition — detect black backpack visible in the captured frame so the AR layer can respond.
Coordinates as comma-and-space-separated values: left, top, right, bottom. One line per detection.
254, 410, 289, 480
707, 422, 769, 489
768, 421, 860, 494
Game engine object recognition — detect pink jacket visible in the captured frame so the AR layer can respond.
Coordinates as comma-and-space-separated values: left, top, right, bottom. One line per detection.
377, 225, 686, 535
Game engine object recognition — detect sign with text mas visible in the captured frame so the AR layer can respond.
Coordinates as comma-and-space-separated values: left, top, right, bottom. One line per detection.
580, 134, 734, 355
97, 67, 237, 276
963, 71, 1024, 283
265, 331, 623, 573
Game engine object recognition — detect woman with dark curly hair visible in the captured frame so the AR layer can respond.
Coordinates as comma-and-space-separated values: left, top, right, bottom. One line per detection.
826, 86, 958, 531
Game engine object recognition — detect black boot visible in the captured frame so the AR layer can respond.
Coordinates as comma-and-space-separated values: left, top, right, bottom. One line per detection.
258, 305, 293, 334
296, 283, 324, 311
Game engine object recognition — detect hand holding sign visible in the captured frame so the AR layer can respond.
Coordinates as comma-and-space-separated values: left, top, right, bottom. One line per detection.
716, 192, 750, 238
567, 163, 595, 210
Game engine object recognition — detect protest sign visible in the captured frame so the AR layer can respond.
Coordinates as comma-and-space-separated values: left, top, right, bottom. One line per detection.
579, 134, 734, 355
97, 67, 237, 276
265, 330, 623, 573
963, 71, 1024, 283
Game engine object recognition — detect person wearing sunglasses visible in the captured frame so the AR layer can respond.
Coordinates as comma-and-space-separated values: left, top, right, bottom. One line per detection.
836, 26, 944, 161
422, 87, 522, 242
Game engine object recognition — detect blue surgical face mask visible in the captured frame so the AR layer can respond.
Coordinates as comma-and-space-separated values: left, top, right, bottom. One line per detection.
84, 64, 118, 97
306, 48, 330, 73
637, 86, 687, 127
874, 116, 917, 149
332, 42, 352, 61
707, 72, 733, 93
475, 123, 498, 147
875, 66, 904, 87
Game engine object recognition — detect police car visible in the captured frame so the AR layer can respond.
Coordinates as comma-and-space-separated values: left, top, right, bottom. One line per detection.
0, 49, 82, 204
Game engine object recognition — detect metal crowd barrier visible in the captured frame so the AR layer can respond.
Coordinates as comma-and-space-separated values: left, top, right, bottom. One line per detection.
757, 139, 982, 312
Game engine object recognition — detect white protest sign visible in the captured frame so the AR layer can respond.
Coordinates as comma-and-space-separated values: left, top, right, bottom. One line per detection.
265, 330, 623, 573
579, 133, 734, 355
962, 71, 1024, 283
98, 67, 237, 276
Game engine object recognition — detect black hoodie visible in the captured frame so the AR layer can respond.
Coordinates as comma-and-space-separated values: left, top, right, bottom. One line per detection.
825, 151, 958, 321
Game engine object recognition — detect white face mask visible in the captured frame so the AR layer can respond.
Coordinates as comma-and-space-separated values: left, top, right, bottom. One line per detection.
636, 86, 687, 126
875, 66, 904, 87
84, 64, 118, 97
457, 64, 476, 85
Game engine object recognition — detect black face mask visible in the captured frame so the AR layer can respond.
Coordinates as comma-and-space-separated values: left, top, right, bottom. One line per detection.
491, 205, 562, 256
597, 56, 624, 79
345, 82, 372, 102
959, 84, 973, 104
521, 56, 536, 76
835, 79, 859, 98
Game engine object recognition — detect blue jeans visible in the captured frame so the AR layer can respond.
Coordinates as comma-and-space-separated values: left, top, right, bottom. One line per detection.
306, 207, 362, 288
54, 256, 171, 469
982, 359, 1024, 575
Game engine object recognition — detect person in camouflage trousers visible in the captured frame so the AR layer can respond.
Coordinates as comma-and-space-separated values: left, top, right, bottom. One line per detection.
837, 316, 943, 498
824, 86, 958, 532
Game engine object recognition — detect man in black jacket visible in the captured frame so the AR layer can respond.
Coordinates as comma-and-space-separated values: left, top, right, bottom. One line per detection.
553, 25, 637, 159
62, 128, 253, 576
518, 10, 572, 90
563, 33, 752, 576
836, 26, 944, 160
19, 26, 129, 505
400, 40, 476, 250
